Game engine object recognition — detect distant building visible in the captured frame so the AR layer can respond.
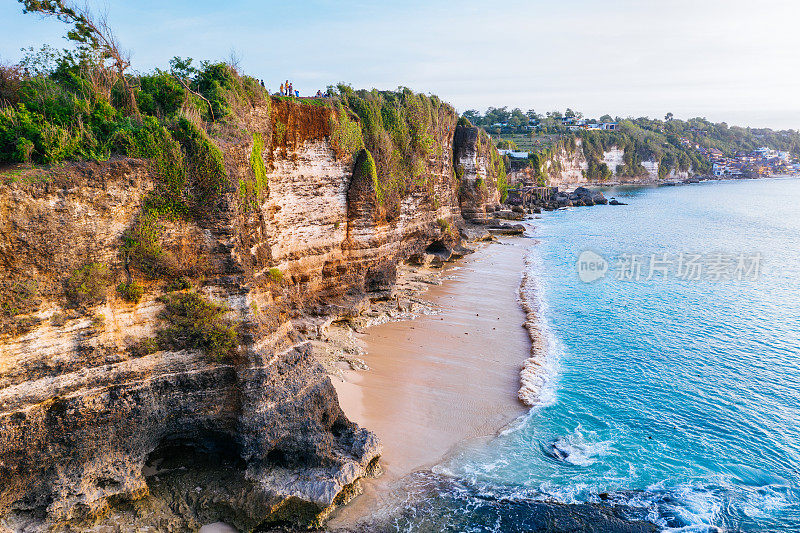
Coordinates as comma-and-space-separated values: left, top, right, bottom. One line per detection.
498, 149, 530, 159
566, 121, 616, 132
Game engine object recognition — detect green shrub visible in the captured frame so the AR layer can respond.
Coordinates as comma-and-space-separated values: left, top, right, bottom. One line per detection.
165, 276, 191, 292
130, 337, 160, 357
274, 120, 287, 144
138, 71, 186, 117
116, 117, 188, 219
196, 62, 237, 121
496, 139, 518, 150
118, 117, 223, 278
194, 62, 266, 122
335, 87, 453, 212
0, 280, 40, 317
0, 103, 81, 163
117, 280, 144, 303
353, 148, 380, 202
241, 131, 268, 207
171, 117, 227, 210
121, 211, 174, 278
250, 132, 267, 193
268, 267, 283, 283
328, 102, 364, 158
457, 116, 473, 128
0, 72, 132, 164
489, 144, 509, 201
158, 292, 238, 360
65, 263, 110, 307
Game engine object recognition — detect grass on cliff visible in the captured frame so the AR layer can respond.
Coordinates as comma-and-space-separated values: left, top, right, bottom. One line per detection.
353, 147, 381, 202
488, 134, 509, 202
328, 101, 364, 159
460, 128, 509, 202
333, 84, 455, 214
0, 279, 43, 336
0, 53, 265, 166
117, 280, 144, 303
114, 115, 226, 277
239, 131, 268, 210
0, 53, 270, 283
157, 291, 238, 360
65, 262, 111, 307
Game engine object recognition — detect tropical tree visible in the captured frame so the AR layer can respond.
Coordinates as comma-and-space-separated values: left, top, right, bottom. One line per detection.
18, 0, 141, 122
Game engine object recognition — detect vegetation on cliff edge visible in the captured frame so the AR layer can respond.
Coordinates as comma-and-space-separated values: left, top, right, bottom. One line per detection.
331, 84, 455, 215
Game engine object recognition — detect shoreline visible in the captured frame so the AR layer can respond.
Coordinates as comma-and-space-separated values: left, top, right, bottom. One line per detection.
326, 237, 534, 527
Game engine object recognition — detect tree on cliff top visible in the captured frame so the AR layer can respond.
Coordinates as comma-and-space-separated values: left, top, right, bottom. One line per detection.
17, 0, 141, 122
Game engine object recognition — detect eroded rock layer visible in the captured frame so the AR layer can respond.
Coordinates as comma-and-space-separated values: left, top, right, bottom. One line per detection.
453, 125, 503, 221
0, 97, 495, 531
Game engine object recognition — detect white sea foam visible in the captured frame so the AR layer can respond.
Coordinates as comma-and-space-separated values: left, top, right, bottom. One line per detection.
517, 239, 561, 407
546, 425, 612, 467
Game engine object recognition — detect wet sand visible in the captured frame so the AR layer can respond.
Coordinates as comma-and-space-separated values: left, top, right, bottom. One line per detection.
329, 238, 533, 525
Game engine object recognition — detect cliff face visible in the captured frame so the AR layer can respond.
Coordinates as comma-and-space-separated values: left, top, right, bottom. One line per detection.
453, 126, 504, 221
512, 139, 691, 188
0, 97, 490, 532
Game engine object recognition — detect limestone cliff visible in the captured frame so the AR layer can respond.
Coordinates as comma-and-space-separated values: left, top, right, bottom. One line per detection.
453, 125, 506, 221
511, 138, 692, 188
0, 95, 492, 531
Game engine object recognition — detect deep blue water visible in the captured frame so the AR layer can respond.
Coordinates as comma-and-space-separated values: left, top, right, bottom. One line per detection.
381, 178, 800, 532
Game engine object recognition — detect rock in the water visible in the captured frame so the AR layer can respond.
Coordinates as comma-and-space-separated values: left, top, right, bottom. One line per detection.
486, 223, 525, 235
565, 187, 607, 207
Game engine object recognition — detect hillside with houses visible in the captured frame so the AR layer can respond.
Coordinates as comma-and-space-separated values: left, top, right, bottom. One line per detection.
460, 107, 800, 185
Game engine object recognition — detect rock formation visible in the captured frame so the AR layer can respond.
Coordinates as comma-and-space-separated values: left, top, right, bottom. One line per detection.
0, 96, 494, 531
453, 125, 505, 222
508, 138, 694, 188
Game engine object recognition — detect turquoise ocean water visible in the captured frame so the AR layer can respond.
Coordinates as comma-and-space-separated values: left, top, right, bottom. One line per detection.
380, 178, 800, 532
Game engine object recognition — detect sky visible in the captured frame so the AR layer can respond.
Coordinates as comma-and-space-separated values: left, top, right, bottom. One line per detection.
1, 0, 799, 130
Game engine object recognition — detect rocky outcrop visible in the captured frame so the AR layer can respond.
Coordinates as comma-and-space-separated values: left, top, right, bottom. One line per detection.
453, 126, 504, 222
0, 154, 380, 531
0, 95, 484, 531
510, 139, 683, 188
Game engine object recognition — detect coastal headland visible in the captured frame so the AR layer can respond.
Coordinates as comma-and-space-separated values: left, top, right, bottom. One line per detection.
0, 77, 519, 531
1, 57, 793, 532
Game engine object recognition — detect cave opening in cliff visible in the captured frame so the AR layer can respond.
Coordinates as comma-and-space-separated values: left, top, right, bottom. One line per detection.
425, 240, 449, 255
144, 430, 245, 475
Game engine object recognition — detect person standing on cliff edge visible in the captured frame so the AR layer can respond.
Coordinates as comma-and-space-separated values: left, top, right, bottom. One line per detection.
280, 82, 284, 96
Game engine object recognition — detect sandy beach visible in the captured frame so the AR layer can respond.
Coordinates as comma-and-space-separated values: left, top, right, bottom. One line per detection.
328, 237, 533, 526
